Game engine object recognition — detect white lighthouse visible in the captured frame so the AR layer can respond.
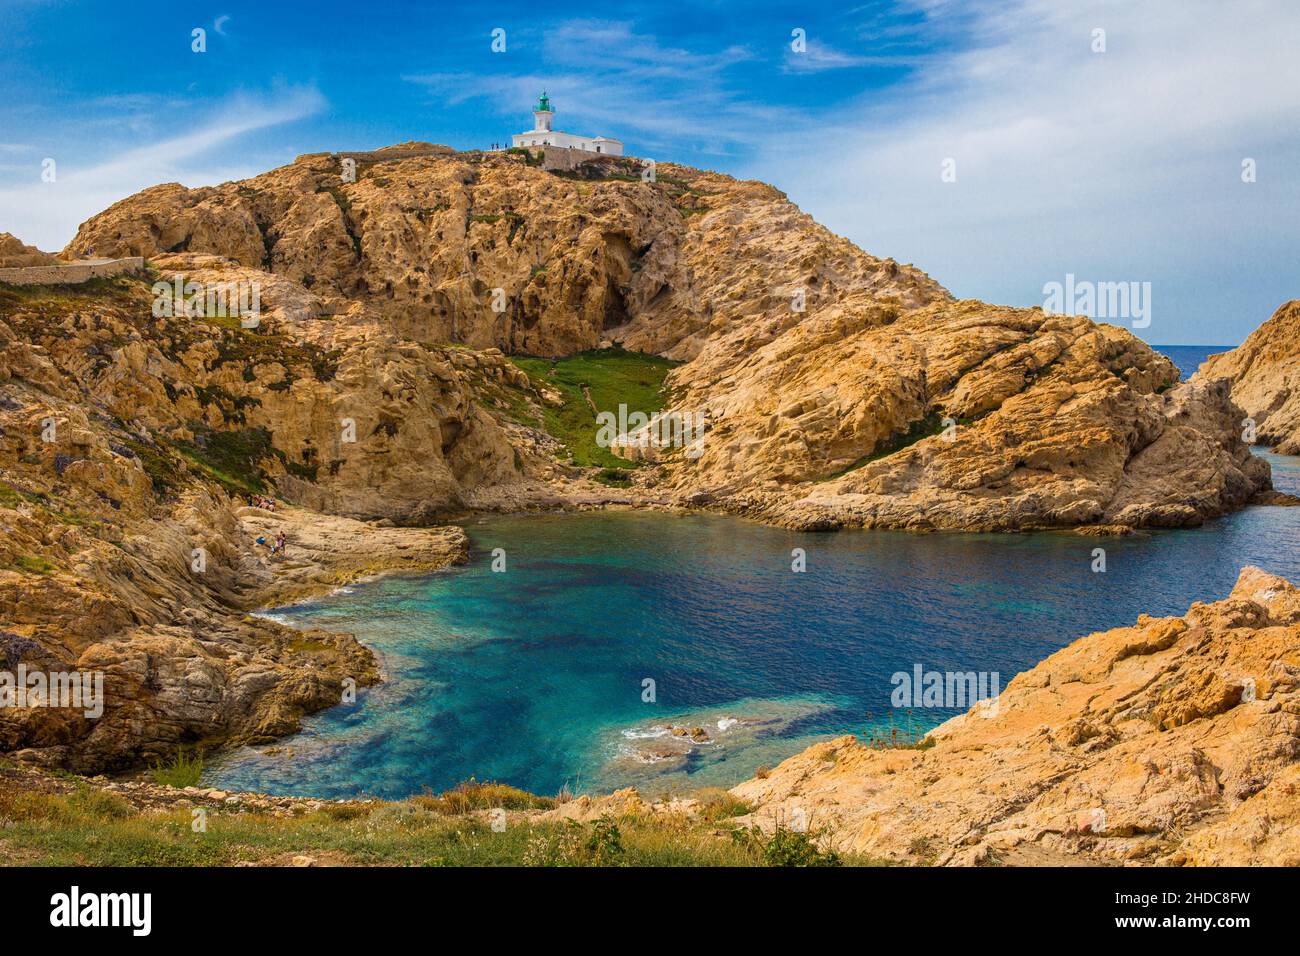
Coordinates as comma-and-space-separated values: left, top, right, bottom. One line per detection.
533, 93, 554, 133
511, 93, 623, 156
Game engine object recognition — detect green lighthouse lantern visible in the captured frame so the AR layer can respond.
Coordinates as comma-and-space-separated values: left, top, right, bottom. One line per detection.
533, 92, 555, 133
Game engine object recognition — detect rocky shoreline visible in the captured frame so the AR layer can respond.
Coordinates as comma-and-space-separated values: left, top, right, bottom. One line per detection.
732, 566, 1300, 867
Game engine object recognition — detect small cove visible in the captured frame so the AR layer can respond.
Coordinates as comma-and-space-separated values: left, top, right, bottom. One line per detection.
207, 449, 1300, 800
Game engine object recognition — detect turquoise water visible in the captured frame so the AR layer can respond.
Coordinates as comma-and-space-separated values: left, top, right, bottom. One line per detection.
207, 450, 1300, 800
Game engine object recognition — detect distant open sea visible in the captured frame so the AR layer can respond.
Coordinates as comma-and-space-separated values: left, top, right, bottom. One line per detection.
208, 442, 1300, 801
1152, 344, 1233, 380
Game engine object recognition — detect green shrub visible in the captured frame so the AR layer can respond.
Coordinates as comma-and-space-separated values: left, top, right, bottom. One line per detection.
320, 802, 373, 821
593, 467, 632, 487
732, 824, 843, 867
522, 817, 625, 866
67, 787, 133, 820
149, 748, 204, 788
12, 555, 56, 575
177, 426, 277, 494
581, 816, 624, 865
691, 787, 754, 823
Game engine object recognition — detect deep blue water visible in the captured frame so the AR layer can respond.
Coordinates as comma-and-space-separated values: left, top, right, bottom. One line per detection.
1152, 344, 1231, 380
208, 451, 1300, 800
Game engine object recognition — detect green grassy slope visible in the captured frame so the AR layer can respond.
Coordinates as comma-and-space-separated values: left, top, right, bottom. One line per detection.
509, 348, 679, 469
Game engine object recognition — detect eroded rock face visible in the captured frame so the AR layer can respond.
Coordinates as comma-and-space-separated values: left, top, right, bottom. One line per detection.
663, 302, 1269, 530
0, 275, 489, 770
732, 566, 1300, 866
1198, 300, 1300, 454
4, 263, 531, 523
65, 155, 948, 360
0, 472, 425, 772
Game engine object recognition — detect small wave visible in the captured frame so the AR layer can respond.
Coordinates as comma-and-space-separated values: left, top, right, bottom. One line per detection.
622, 726, 670, 740
632, 751, 676, 765
618, 740, 695, 765
253, 611, 295, 626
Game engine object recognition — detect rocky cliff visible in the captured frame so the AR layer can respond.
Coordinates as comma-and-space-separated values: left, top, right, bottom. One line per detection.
732, 566, 1300, 866
666, 302, 1267, 530
63, 147, 1271, 531
1198, 300, 1300, 454
67, 151, 946, 358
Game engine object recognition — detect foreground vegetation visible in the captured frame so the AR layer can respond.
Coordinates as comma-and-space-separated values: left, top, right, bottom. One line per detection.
0, 769, 877, 867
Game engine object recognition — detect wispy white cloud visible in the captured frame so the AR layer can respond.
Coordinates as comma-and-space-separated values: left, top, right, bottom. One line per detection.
750, 0, 1300, 343
783, 41, 876, 73
0, 85, 326, 251
405, 19, 766, 158
543, 20, 752, 78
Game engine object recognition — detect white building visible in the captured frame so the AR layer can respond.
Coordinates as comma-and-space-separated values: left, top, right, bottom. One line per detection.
511, 93, 623, 156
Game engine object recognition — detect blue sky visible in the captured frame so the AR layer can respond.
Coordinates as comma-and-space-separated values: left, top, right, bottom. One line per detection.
2, 0, 1298, 344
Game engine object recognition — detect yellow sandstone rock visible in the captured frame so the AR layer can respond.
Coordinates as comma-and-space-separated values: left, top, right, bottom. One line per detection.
1198, 299, 1300, 454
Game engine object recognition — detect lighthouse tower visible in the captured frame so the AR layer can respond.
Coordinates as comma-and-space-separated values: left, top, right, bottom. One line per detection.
510, 93, 623, 156
533, 92, 554, 132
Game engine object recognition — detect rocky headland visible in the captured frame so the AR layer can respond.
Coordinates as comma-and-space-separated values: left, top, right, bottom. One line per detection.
0, 143, 1287, 819
62, 145, 1271, 531
1198, 300, 1300, 455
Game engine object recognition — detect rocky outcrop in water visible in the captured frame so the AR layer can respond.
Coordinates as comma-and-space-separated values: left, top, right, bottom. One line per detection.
732, 566, 1300, 866
665, 301, 1268, 530
1198, 300, 1300, 454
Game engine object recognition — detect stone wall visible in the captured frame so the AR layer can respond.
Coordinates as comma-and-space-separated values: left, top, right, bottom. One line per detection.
0, 257, 145, 286
295, 147, 458, 166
